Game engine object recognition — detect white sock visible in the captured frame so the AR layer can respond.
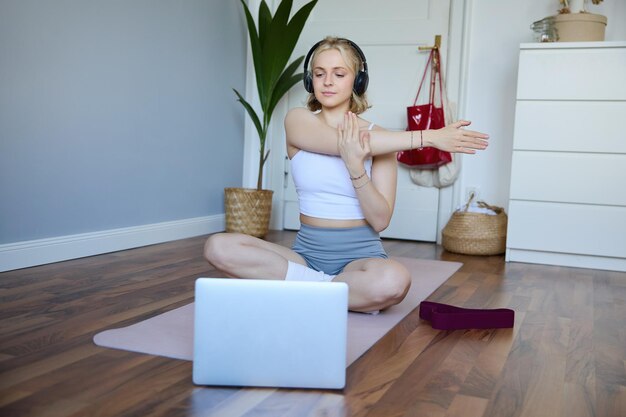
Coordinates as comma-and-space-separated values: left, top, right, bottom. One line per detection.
285, 261, 335, 282
285, 262, 379, 313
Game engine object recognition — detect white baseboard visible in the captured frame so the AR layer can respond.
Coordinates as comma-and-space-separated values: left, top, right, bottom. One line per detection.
0, 214, 225, 272
506, 248, 626, 272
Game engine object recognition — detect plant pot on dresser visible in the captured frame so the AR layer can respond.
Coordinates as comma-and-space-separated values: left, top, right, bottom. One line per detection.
506, 41, 626, 272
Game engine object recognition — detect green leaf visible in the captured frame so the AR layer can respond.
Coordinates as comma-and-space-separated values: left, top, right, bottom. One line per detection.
265, 56, 304, 123
266, 73, 303, 126
258, 1, 271, 46
240, 0, 266, 104
261, 0, 293, 98
272, 0, 292, 33
266, 0, 317, 98
281, 0, 317, 76
233, 88, 264, 142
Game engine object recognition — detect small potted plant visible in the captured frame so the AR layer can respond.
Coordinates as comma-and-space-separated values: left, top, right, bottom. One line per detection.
555, 0, 607, 42
558, 0, 604, 14
225, 0, 317, 237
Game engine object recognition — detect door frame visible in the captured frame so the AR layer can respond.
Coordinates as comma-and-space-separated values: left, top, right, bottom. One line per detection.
240, 0, 473, 243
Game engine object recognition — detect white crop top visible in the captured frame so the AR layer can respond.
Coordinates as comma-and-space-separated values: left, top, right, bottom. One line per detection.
289, 123, 375, 220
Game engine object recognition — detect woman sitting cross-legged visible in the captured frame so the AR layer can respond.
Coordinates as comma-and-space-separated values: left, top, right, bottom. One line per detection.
204, 37, 489, 313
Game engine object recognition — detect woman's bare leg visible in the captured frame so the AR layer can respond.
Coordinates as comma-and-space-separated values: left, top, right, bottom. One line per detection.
204, 232, 306, 280
205, 233, 410, 311
334, 258, 411, 312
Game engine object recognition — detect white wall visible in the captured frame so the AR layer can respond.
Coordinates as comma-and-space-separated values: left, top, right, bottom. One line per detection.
460, 0, 626, 209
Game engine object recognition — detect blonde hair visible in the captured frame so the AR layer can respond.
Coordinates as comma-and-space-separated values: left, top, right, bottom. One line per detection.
305, 37, 371, 114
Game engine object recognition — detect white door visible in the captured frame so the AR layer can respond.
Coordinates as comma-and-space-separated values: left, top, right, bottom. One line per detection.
277, 0, 452, 241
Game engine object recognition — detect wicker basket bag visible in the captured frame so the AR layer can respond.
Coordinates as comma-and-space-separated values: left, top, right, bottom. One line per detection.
442, 196, 508, 256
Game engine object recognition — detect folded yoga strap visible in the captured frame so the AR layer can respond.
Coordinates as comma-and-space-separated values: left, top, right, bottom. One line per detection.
419, 301, 514, 330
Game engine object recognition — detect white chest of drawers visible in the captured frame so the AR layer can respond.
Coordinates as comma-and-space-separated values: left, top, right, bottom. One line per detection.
506, 41, 626, 272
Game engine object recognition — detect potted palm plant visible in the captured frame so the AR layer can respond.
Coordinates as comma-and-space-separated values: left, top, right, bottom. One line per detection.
225, 0, 317, 238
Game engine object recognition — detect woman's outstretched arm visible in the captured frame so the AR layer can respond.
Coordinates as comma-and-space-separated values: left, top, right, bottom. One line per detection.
285, 108, 489, 156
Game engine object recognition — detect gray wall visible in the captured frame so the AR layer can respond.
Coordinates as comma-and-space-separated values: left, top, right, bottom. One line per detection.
0, 0, 246, 244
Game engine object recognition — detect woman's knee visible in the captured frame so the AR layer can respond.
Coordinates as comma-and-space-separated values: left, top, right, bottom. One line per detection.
370, 262, 411, 305
204, 233, 241, 268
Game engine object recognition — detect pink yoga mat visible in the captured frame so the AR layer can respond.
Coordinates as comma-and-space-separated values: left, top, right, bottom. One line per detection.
93, 257, 461, 365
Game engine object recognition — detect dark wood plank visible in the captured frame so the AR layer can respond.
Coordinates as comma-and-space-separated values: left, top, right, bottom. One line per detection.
1, 231, 625, 416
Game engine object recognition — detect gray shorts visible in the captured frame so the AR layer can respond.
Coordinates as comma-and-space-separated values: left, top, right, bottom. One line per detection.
292, 224, 388, 276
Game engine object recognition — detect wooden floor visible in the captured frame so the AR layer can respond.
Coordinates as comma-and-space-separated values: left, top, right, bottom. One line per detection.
1, 230, 625, 417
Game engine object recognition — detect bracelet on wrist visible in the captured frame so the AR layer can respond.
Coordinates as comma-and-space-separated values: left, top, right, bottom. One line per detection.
353, 178, 371, 190
350, 171, 367, 181
410, 130, 424, 150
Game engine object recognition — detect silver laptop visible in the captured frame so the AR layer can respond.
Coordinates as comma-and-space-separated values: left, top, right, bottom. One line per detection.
193, 278, 348, 389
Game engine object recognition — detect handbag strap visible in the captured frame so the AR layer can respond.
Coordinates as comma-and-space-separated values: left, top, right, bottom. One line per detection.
412, 49, 434, 106
429, 48, 445, 109
414, 48, 446, 109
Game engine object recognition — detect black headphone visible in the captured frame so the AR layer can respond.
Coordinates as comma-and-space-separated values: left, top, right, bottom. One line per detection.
302, 38, 369, 96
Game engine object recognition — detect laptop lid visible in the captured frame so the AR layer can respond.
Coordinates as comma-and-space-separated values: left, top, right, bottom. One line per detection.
192, 278, 348, 389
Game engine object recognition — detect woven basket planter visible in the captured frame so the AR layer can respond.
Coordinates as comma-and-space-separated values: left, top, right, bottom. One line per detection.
224, 188, 273, 238
442, 201, 508, 256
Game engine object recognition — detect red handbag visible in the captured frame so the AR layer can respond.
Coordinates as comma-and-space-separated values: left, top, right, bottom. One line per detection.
397, 48, 452, 169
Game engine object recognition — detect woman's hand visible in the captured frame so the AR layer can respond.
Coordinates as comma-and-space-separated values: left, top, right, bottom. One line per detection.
430, 120, 489, 154
338, 112, 371, 175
